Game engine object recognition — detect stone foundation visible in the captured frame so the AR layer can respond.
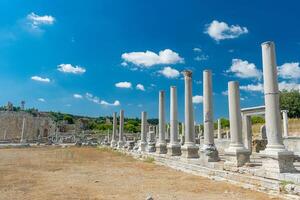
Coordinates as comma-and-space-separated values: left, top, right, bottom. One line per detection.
181, 144, 199, 158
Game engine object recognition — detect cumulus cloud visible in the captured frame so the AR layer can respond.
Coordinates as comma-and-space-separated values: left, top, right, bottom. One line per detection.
205, 20, 248, 41
136, 84, 145, 91
100, 100, 120, 106
31, 76, 50, 83
279, 81, 300, 91
227, 59, 262, 79
57, 64, 86, 74
73, 94, 83, 99
222, 90, 228, 96
159, 66, 180, 79
121, 49, 184, 67
192, 95, 203, 104
37, 98, 46, 102
115, 81, 132, 89
278, 62, 300, 79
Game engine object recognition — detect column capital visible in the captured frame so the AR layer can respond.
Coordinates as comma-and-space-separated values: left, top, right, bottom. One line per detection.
182, 70, 192, 78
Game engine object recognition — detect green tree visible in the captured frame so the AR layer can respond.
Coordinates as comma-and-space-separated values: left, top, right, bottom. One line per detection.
63, 114, 74, 124
280, 90, 300, 118
251, 116, 265, 124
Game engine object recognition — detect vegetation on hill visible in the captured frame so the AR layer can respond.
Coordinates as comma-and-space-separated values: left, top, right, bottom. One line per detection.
280, 90, 300, 118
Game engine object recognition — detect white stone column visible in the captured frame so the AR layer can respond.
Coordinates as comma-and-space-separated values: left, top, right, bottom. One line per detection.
167, 86, 181, 156
117, 110, 125, 148
156, 90, 167, 154
139, 111, 147, 151
200, 70, 219, 162
181, 70, 199, 158
282, 110, 289, 137
20, 117, 27, 144
217, 119, 222, 139
111, 112, 117, 147
260, 41, 295, 173
225, 81, 250, 167
166, 124, 170, 142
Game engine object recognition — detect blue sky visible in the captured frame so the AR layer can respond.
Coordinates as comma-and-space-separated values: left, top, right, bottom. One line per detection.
0, 0, 300, 123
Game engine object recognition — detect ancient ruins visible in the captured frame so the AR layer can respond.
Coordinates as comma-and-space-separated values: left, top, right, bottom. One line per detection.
1, 41, 300, 198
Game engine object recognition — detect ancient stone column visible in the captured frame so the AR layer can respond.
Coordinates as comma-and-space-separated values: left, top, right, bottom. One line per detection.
117, 110, 125, 148
111, 112, 117, 147
139, 111, 147, 151
147, 126, 156, 152
225, 81, 250, 167
260, 41, 295, 173
20, 117, 27, 144
217, 119, 222, 139
167, 86, 181, 156
166, 124, 170, 142
282, 110, 289, 137
181, 70, 199, 158
156, 90, 167, 154
200, 70, 219, 162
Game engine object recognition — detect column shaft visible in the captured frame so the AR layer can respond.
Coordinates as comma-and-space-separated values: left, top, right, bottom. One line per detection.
262, 41, 285, 150
203, 70, 214, 145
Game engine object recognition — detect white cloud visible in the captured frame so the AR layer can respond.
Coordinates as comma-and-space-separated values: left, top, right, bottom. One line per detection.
26, 12, 55, 31
205, 20, 248, 41
31, 76, 50, 83
115, 81, 132, 89
37, 98, 45, 102
279, 81, 300, 91
192, 95, 203, 104
194, 55, 209, 61
73, 94, 83, 99
240, 83, 264, 92
278, 62, 300, 79
100, 100, 120, 106
85, 93, 100, 104
193, 48, 202, 52
121, 49, 184, 67
136, 84, 145, 91
227, 59, 262, 79
57, 64, 86, 74
121, 62, 128, 67
159, 66, 180, 79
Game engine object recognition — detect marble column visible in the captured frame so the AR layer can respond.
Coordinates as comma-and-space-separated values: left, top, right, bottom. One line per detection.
139, 111, 147, 151
156, 91, 167, 154
117, 110, 125, 148
111, 112, 117, 147
260, 41, 295, 173
242, 115, 252, 151
166, 124, 170, 142
167, 86, 181, 156
181, 70, 199, 158
225, 81, 250, 167
217, 119, 222, 139
147, 126, 156, 152
20, 117, 27, 144
200, 70, 219, 162
282, 110, 289, 137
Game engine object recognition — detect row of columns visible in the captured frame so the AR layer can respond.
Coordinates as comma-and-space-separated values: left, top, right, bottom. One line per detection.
111, 41, 295, 173
110, 110, 125, 148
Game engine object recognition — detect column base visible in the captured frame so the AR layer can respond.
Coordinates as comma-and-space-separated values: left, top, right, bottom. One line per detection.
224, 146, 250, 167
156, 142, 167, 154
138, 141, 147, 152
110, 140, 117, 147
147, 142, 156, 152
117, 141, 125, 149
200, 144, 220, 162
167, 143, 181, 156
181, 143, 199, 158
260, 149, 296, 174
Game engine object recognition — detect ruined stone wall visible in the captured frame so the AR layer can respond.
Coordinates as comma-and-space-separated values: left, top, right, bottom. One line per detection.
0, 111, 56, 142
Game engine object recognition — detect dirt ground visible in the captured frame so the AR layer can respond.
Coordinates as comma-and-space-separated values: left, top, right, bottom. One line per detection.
0, 147, 281, 200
